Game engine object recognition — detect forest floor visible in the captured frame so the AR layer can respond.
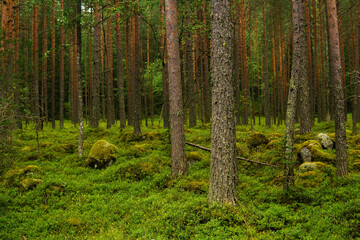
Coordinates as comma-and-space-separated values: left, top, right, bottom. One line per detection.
1, 117, 360, 239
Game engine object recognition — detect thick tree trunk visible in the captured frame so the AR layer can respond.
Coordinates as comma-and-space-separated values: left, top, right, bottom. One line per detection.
325, 0, 348, 177
115, 0, 126, 129
208, 0, 238, 205
165, 0, 187, 177
284, 0, 308, 190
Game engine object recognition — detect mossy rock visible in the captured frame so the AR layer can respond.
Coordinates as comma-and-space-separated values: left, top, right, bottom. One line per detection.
177, 178, 208, 193
120, 131, 141, 142
246, 133, 269, 149
40, 142, 52, 148
54, 143, 76, 153
2, 165, 41, 187
186, 151, 204, 162
299, 162, 330, 172
142, 132, 162, 141
295, 171, 322, 188
20, 178, 43, 190
294, 134, 314, 143
327, 133, 336, 143
352, 160, 360, 171
117, 162, 160, 181
127, 144, 150, 157
267, 133, 283, 141
236, 143, 250, 158
266, 140, 283, 150
21, 146, 33, 151
295, 140, 335, 163
86, 140, 118, 169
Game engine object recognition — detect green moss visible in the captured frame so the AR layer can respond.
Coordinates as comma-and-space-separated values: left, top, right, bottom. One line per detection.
21, 146, 32, 151
40, 142, 52, 148
176, 177, 208, 193
236, 143, 250, 158
142, 131, 162, 140
20, 178, 43, 190
266, 140, 283, 150
295, 140, 335, 163
352, 160, 360, 171
294, 134, 314, 143
117, 161, 160, 181
267, 133, 283, 141
54, 143, 76, 153
66, 216, 83, 227
295, 171, 322, 188
186, 152, 204, 162
246, 132, 269, 149
299, 162, 330, 172
86, 140, 118, 169
3, 165, 42, 188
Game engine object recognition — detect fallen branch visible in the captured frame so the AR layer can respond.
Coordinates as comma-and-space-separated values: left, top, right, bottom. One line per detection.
185, 141, 278, 167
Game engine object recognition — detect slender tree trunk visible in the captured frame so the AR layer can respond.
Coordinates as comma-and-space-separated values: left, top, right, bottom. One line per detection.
59, 0, 65, 128
284, 0, 308, 190
115, 0, 126, 129
76, 0, 83, 156
263, 0, 271, 127
208, 0, 238, 205
125, 17, 132, 126
325, 0, 348, 177
202, 0, 210, 124
234, 8, 241, 126
106, 4, 115, 129
51, 0, 55, 129
33, 4, 40, 130
15, 0, 21, 129
352, 1, 359, 135
186, 17, 196, 128
240, 0, 248, 125
42, 3, 48, 127
90, 3, 100, 127
160, 0, 169, 128
132, 1, 141, 135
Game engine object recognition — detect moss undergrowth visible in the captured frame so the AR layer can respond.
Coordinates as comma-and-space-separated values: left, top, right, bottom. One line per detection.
1, 117, 360, 239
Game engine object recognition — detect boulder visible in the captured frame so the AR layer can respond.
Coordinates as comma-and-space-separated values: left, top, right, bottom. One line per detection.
299, 147, 311, 163
299, 162, 329, 172
316, 133, 333, 149
86, 140, 118, 169
295, 140, 335, 163
246, 133, 269, 149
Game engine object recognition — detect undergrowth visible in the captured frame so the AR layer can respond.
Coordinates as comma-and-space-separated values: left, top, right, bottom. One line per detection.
0, 117, 359, 239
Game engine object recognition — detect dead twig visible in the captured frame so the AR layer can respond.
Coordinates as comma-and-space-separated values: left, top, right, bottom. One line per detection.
185, 141, 279, 167
319, 212, 338, 224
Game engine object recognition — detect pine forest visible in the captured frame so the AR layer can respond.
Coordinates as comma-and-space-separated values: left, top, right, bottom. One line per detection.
1, 0, 360, 238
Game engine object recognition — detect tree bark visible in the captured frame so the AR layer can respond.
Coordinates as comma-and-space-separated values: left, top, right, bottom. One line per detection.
90, 3, 101, 127
284, 0, 308, 190
325, 0, 348, 177
165, 0, 187, 177
263, 0, 271, 127
77, 0, 84, 156
208, 0, 238, 205
352, 1, 359, 135
115, 0, 126, 129
59, 0, 65, 128
51, 0, 56, 129
33, 4, 40, 130
186, 17, 196, 128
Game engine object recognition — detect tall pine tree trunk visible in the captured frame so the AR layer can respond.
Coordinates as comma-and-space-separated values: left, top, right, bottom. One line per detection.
325, 0, 348, 177
208, 0, 238, 205
59, 0, 65, 128
284, 0, 308, 190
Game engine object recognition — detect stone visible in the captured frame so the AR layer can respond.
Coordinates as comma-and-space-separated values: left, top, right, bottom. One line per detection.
299, 162, 329, 172
316, 133, 334, 149
299, 147, 311, 163
86, 140, 118, 169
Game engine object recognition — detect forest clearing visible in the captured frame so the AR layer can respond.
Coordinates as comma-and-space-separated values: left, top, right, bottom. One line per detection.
1, 0, 360, 239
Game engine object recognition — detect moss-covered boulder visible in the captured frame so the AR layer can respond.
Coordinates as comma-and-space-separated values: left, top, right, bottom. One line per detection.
246, 133, 269, 149
2, 165, 42, 189
266, 140, 283, 150
54, 143, 76, 153
20, 178, 43, 190
142, 131, 162, 140
86, 140, 118, 169
186, 152, 204, 162
117, 161, 160, 181
295, 140, 335, 163
299, 162, 330, 172
316, 133, 334, 149
236, 143, 250, 158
